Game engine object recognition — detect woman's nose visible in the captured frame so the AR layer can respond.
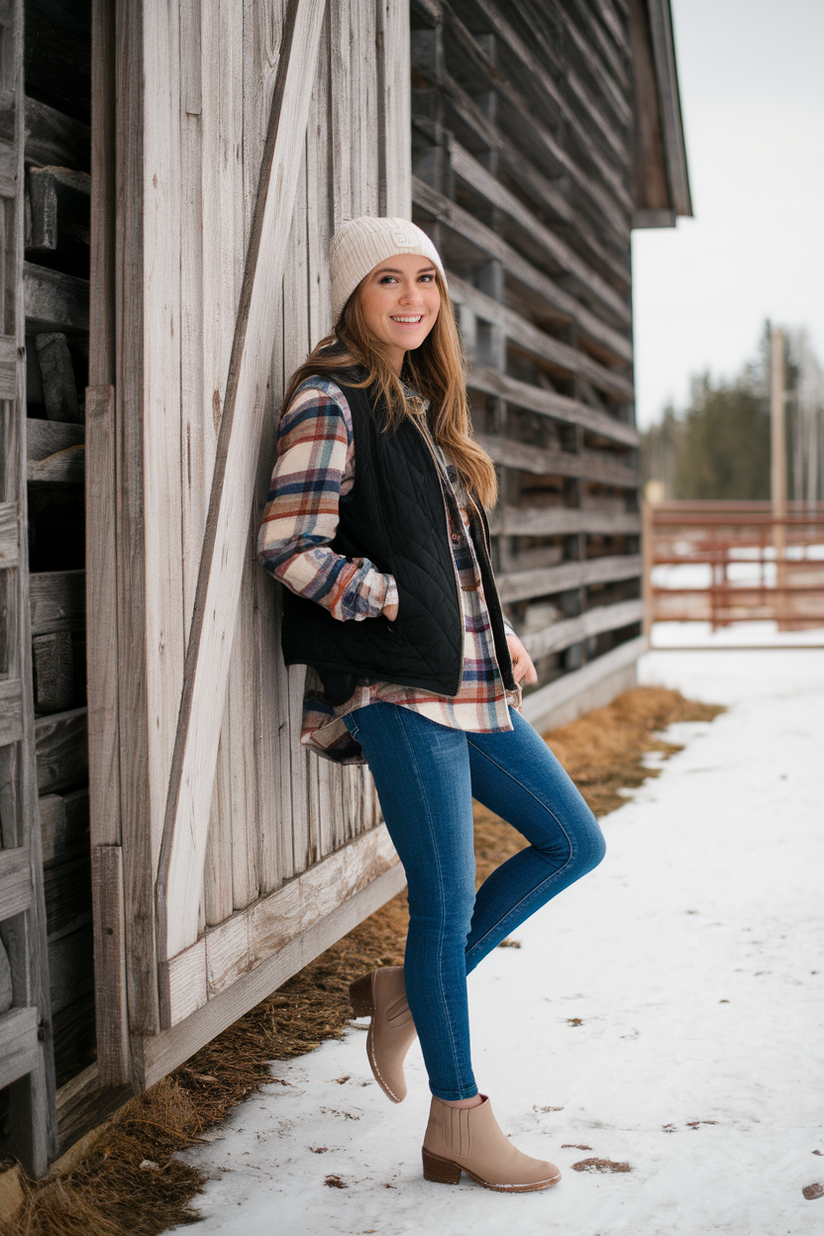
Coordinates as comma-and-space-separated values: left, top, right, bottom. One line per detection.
399, 281, 422, 303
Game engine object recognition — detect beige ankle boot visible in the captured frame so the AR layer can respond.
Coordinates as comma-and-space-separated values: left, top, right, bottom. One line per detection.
349, 967, 417, 1103
422, 1095, 561, 1192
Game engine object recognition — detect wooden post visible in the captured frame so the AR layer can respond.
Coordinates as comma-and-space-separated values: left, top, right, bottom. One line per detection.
641, 498, 654, 641
771, 327, 786, 613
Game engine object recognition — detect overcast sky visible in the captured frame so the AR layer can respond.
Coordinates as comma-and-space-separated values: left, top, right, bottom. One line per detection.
631, 0, 824, 428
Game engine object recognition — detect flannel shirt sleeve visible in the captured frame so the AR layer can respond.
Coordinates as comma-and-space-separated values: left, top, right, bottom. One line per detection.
257, 383, 395, 622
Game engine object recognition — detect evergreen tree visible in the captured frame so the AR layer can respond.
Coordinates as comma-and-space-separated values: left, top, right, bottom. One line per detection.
639, 321, 809, 501
670, 372, 770, 499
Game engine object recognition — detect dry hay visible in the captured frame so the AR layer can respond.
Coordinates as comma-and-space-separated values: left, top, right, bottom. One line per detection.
571, 1158, 633, 1173
5, 686, 721, 1236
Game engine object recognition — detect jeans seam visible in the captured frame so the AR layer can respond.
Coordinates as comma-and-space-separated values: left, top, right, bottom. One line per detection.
464, 736, 577, 960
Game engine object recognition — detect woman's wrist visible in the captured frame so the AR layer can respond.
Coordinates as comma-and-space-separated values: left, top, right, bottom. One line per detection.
382, 575, 399, 622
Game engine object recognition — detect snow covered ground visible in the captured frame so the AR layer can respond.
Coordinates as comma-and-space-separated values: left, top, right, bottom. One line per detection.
175, 629, 824, 1236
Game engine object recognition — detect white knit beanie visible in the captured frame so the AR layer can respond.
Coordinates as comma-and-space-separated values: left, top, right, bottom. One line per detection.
330, 216, 446, 322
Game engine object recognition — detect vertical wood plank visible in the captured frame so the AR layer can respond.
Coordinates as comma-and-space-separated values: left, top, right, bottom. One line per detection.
329, 0, 354, 226
179, 0, 206, 637
306, 4, 333, 344
203, 0, 253, 922
142, 0, 185, 869
252, 376, 293, 894
226, 557, 261, 911
85, 387, 118, 844
377, 0, 412, 217
358, 0, 380, 213
304, 14, 337, 862
242, 0, 286, 241
87, 16, 123, 1102
281, 139, 314, 874
114, 0, 159, 1035
204, 781, 232, 926
220, 0, 261, 914
198, 1, 228, 924
246, 0, 292, 897
91, 845, 129, 1083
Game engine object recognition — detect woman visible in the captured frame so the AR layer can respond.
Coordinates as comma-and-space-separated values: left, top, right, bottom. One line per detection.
258, 216, 605, 1193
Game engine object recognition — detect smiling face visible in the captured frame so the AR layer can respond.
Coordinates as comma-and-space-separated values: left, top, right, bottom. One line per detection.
356, 253, 441, 375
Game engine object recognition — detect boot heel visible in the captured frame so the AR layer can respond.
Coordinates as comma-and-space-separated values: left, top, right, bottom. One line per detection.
422, 1148, 462, 1184
349, 973, 374, 1018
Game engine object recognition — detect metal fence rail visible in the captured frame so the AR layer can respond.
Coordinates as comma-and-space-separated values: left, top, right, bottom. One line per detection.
642, 500, 824, 632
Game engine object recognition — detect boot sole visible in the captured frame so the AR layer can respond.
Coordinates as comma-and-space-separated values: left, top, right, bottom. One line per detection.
422, 1148, 561, 1193
349, 972, 404, 1104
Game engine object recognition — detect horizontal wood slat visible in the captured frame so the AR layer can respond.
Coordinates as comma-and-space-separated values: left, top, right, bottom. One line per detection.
29, 570, 86, 635
55, 1063, 132, 1159
0, 1006, 40, 1090
0, 501, 19, 567
0, 845, 32, 919
39, 788, 90, 867
522, 598, 644, 659
476, 433, 635, 488
490, 505, 642, 537
24, 95, 91, 171
469, 366, 638, 446
161, 822, 400, 1027
34, 707, 88, 795
26, 419, 85, 461
450, 275, 633, 400
497, 554, 643, 603
27, 445, 85, 483
23, 263, 90, 332
26, 166, 90, 251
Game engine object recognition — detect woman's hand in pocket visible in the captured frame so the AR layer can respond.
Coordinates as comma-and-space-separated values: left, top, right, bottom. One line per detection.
381, 575, 399, 623
507, 632, 537, 685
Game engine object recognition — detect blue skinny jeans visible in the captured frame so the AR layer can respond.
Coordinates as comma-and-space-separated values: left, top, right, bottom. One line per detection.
343, 702, 605, 1100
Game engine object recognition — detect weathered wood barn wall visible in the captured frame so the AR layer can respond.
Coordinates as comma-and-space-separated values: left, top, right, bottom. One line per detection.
0, 0, 688, 1176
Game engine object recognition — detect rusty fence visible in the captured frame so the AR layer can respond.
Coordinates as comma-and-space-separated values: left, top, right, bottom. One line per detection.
642, 500, 824, 633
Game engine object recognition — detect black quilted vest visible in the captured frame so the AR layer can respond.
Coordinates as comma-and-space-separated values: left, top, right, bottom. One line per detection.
280, 371, 515, 705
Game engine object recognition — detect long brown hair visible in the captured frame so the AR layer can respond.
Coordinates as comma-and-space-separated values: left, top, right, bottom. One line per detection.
281, 272, 498, 508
